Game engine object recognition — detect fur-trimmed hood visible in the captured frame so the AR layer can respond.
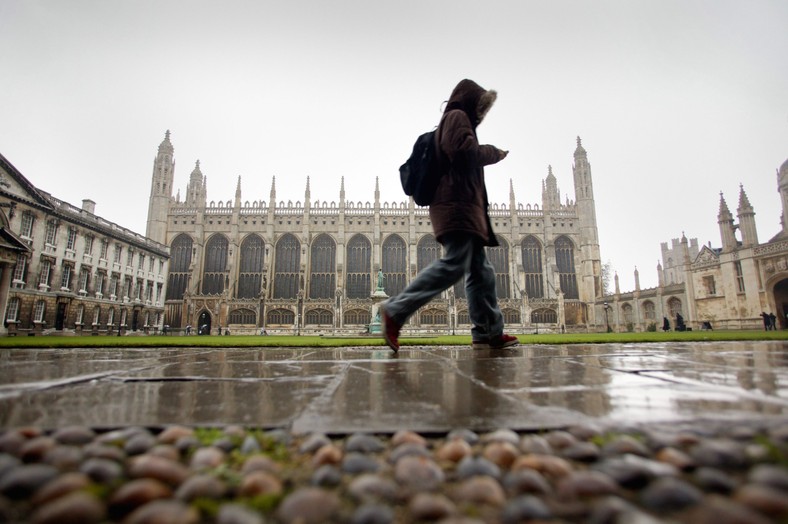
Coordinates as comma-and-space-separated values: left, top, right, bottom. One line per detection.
444, 79, 497, 127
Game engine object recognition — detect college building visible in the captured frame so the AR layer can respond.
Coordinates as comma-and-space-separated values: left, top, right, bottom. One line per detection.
0, 153, 169, 336
146, 131, 604, 335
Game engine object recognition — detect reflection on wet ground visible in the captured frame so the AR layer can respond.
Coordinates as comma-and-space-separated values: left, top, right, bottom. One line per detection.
1, 341, 787, 432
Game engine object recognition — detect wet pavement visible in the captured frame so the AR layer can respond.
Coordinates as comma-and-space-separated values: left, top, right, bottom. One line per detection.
2, 340, 787, 433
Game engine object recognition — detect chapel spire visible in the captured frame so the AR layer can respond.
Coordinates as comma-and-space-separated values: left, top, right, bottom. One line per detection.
737, 183, 758, 246
718, 192, 737, 251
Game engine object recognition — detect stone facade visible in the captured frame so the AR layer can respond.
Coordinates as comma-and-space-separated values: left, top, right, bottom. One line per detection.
0, 153, 169, 336
147, 132, 604, 335
594, 153, 788, 332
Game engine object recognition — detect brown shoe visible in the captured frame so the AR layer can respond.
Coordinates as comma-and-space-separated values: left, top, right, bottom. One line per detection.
472, 334, 519, 350
380, 306, 401, 352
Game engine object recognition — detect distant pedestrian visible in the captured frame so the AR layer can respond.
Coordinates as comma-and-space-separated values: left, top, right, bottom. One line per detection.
769, 312, 777, 330
381, 79, 516, 353
761, 312, 770, 331
662, 317, 670, 332
185, 324, 191, 335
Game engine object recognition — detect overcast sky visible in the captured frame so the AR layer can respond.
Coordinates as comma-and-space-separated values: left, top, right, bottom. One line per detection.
1, 0, 786, 292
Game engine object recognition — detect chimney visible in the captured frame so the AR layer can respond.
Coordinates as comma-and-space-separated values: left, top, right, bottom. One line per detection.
82, 199, 96, 214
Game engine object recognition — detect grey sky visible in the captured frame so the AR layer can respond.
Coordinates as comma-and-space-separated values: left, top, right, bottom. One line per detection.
1, 0, 786, 291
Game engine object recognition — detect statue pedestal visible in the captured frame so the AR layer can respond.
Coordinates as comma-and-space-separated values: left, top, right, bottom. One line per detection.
368, 289, 388, 334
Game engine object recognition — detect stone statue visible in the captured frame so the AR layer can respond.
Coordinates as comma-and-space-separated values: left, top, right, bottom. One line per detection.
376, 269, 385, 291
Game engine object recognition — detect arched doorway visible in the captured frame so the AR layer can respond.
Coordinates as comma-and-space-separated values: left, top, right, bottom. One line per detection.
198, 310, 212, 335
773, 278, 788, 329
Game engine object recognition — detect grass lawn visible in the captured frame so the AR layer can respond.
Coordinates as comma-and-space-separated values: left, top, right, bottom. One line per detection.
1, 330, 787, 349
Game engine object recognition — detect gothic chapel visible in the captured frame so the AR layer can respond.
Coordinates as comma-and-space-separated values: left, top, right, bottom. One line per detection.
146, 131, 603, 334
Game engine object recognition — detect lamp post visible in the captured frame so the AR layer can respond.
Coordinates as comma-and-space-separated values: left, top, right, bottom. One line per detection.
603, 302, 611, 333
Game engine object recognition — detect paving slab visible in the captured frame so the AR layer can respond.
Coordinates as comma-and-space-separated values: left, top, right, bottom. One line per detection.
1, 341, 788, 433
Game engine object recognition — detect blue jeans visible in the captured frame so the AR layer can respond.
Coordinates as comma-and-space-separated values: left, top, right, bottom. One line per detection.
383, 233, 504, 341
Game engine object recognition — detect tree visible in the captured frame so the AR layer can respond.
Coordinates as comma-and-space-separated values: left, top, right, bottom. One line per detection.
601, 260, 613, 296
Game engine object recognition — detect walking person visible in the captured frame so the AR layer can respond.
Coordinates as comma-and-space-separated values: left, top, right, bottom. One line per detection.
381, 79, 518, 353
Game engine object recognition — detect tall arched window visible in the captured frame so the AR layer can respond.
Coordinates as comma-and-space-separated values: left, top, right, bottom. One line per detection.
622, 303, 633, 324
522, 236, 544, 299
344, 309, 371, 325
555, 236, 578, 299
531, 308, 557, 323
668, 297, 682, 320
502, 308, 520, 324
419, 308, 447, 325
346, 234, 371, 298
166, 234, 192, 300
229, 308, 256, 324
267, 308, 295, 325
310, 234, 336, 299
238, 234, 264, 299
305, 308, 333, 325
382, 235, 407, 297
418, 235, 441, 272
643, 301, 656, 321
202, 234, 229, 295
487, 235, 510, 299
273, 234, 301, 299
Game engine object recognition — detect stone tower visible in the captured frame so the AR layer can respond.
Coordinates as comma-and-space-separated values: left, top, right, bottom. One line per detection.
778, 158, 788, 232
737, 184, 758, 247
572, 137, 603, 299
146, 130, 175, 245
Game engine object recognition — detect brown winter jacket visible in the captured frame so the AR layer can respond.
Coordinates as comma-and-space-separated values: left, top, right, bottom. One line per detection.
430, 79, 505, 247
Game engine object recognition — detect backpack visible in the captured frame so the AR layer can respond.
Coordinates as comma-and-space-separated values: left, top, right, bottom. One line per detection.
399, 129, 447, 206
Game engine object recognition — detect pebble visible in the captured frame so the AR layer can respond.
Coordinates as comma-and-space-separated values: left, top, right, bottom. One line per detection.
123, 499, 199, 524
482, 441, 519, 468
239, 435, 260, 455
31, 471, 90, 505
238, 471, 282, 497
640, 476, 704, 511
748, 463, 788, 491
299, 432, 331, 453
695, 466, 739, 494
128, 454, 190, 486
217, 503, 264, 524
29, 491, 105, 524
436, 437, 472, 462
388, 442, 430, 463
346, 433, 386, 453
481, 429, 520, 446
454, 476, 506, 506
556, 470, 619, 499
108, 478, 173, 517
156, 425, 194, 444
189, 446, 226, 470
391, 429, 427, 447
735, 483, 788, 517
348, 473, 399, 502
275, 487, 340, 524
52, 426, 96, 446
352, 503, 394, 524
175, 473, 227, 501
0, 463, 59, 497
0, 424, 786, 523
394, 455, 444, 491
343, 451, 382, 474
500, 494, 551, 523
311, 464, 342, 487
502, 469, 552, 495
124, 432, 157, 456
409, 492, 456, 520
447, 428, 479, 445
80, 457, 124, 483
691, 438, 749, 469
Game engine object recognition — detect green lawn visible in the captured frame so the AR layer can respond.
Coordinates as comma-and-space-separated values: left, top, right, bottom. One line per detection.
1, 330, 787, 349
